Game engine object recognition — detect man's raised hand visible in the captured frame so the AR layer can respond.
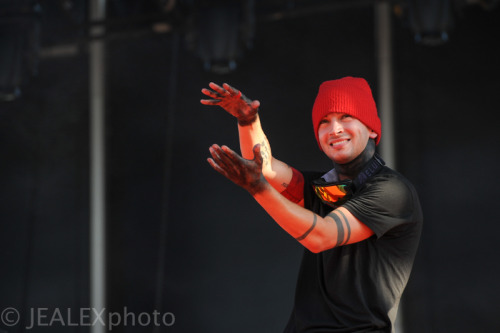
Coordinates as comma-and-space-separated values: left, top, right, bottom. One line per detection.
207, 143, 268, 195
201, 82, 260, 126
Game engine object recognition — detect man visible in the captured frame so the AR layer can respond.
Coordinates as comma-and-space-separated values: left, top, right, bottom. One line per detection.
201, 77, 423, 333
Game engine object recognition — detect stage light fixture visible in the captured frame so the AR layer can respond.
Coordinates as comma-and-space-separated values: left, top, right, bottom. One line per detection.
186, 0, 255, 74
407, 0, 454, 45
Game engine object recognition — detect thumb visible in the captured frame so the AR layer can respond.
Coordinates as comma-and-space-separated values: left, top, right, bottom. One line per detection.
252, 143, 263, 167
250, 100, 260, 110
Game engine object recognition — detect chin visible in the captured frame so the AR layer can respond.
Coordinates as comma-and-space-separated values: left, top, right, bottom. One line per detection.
328, 151, 352, 164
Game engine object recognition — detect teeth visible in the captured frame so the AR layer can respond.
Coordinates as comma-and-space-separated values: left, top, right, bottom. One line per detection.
330, 139, 348, 146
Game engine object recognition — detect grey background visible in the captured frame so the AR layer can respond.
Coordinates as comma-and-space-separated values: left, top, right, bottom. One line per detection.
1, 1, 500, 332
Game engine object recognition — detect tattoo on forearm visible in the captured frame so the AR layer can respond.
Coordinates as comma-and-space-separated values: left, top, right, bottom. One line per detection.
330, 213, 345, 247
295, 214, 317, 241
259, 140, 270, 166
338, 210, 351, 245
327, 210, 351, 246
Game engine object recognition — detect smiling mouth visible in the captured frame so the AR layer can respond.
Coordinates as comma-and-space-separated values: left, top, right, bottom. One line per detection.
330, 139, 350, 147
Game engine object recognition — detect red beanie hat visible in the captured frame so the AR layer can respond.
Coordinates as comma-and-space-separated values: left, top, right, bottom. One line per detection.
312, 77, 381, 148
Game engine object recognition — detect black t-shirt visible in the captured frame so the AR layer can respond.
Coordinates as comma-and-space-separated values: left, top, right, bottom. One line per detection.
284, 166, 423, 333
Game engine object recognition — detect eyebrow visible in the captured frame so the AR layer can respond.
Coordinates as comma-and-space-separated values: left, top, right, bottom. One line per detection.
321, 112, 348, 120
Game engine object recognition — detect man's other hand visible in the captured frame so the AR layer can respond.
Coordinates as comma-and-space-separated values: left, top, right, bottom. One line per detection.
201, 82, 260, 126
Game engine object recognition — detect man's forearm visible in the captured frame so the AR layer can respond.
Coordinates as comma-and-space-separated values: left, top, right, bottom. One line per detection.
238, 116, 294, 194
238, 115, 278, 178
238, 115, 269, 160
252, 183, 334, 253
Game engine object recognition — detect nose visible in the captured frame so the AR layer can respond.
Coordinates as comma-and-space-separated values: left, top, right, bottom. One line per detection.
331, 119, 343, 135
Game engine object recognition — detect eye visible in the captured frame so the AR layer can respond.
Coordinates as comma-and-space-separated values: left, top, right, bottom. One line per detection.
341, 114, 352, 120
319, 118, 329, 125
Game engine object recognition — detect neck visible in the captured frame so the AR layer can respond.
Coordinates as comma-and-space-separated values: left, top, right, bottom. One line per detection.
334, 139, 376, 180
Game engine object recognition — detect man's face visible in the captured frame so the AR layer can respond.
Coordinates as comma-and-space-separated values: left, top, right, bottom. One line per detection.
317, 112, 378, 164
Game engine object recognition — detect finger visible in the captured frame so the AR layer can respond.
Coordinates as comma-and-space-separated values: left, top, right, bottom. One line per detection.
252, 143, 263, 167
200, 99, 221, 105
207, 157, 223, 172
208, 82, 229, 96
211, 145, 240, 171
220, 145, 246, 166
209, 145, 233, 167
222, 83, 241, 97
209, 146, 244, 184
201, 88, 221, 99
208, 145, 234, 171
209, 144, 225, 162
250, 100, 261, 109
207, 158, 231, 178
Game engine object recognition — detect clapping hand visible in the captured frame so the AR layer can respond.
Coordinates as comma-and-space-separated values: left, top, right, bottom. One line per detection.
201, 82, 260, 126
207, 143, 268, 195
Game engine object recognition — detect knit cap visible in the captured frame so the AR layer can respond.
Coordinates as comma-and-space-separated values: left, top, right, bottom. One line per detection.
312, 77, 381, 148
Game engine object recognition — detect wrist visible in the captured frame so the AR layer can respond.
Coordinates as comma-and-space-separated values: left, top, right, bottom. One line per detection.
247, 176, 269, 196
237, 113, 258, 126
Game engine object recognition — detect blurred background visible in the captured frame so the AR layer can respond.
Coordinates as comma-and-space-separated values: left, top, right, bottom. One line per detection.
1, 0, 500, 332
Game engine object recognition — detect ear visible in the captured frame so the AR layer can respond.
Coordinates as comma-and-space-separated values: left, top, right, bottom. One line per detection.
369, 130, 378, 140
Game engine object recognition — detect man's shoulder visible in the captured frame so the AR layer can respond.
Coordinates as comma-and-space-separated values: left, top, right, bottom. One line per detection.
368, 166, 418, 195
352, 166, 422, 221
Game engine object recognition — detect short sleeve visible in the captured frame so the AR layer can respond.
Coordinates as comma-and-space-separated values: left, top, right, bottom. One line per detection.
342, 172, 422, 238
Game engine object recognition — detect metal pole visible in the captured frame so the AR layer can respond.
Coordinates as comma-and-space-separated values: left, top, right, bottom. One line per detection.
90, 1, 106, 332
153, 31, 181, 333
375, 0, 396, 169
375, 2, 403, 331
